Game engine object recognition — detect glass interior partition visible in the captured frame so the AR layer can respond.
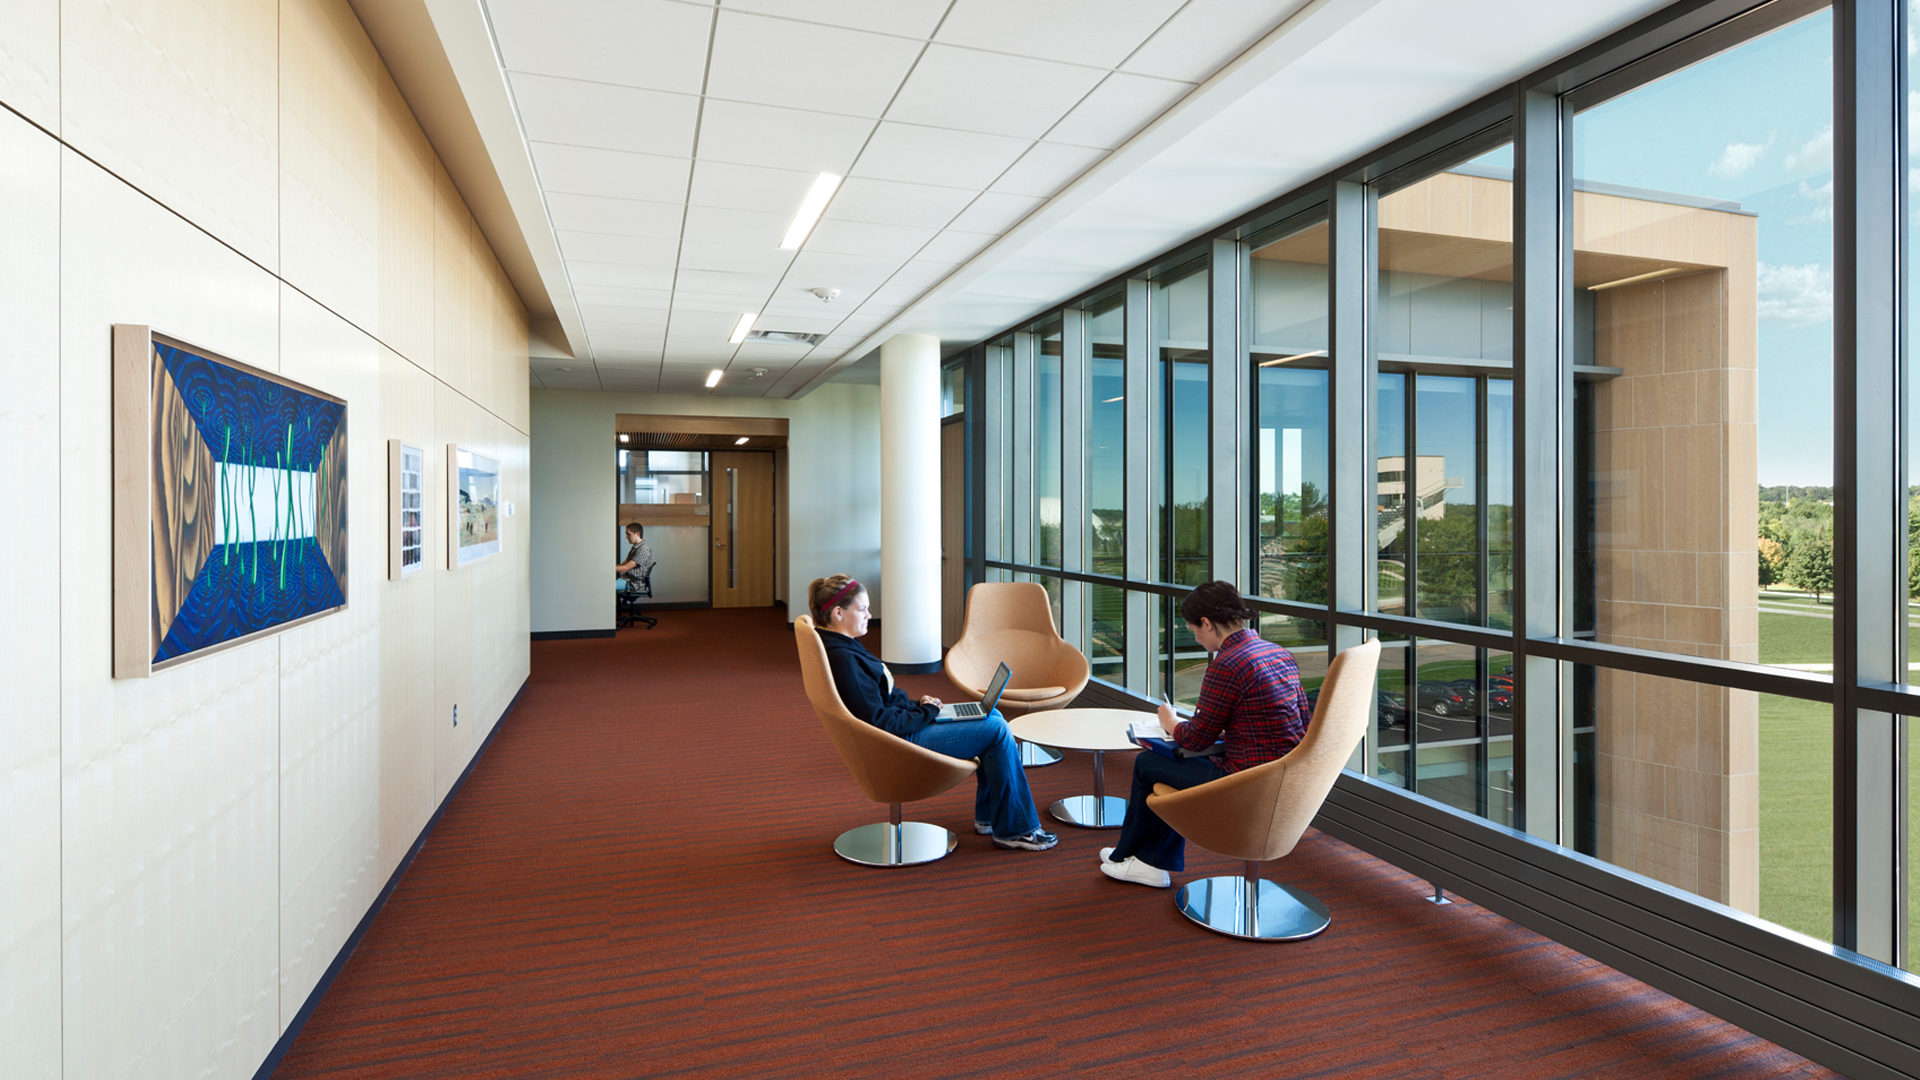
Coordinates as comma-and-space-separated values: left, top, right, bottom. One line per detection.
614, 448, 710, 604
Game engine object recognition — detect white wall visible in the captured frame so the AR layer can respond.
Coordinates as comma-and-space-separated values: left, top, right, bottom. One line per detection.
0, 3, 532, 1078
530, 385, 884, 633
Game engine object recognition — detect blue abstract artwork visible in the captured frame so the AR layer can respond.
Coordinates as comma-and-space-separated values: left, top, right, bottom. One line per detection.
148, 337, 347, 668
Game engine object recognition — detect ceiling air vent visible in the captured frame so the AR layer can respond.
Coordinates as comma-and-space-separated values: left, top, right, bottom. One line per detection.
745, 329, 826, 347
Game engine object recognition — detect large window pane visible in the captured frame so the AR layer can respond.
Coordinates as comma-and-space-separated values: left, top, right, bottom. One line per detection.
1087, 291, 1126, 578
1573, 664, 1830, 942
1088, 583, 1124, 683
1035, 319, 1063, 567
1373, 143, 1514, 628
1153, 260, 1209, 585
1250, 220, 1330, 606
1572, 10, 1832, 669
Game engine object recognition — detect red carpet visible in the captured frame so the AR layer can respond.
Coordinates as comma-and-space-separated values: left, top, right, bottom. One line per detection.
273, 608, 1837, 1079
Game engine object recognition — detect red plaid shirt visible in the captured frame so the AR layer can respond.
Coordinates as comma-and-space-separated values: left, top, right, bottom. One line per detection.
1172, 628, 1308, 773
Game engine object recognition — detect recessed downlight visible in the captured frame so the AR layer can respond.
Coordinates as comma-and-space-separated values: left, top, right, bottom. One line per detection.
618, 433, 629, 444
705, 369, 723, 389
734, 436, 749, 445
779, 173, 842, 251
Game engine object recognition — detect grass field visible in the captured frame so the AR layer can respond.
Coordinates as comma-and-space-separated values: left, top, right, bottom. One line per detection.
1755, 590, 1920, 953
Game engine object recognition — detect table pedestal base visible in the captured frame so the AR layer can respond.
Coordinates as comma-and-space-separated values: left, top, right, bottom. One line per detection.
1017, 741, 1063, 767
1049, 794, 1129, 829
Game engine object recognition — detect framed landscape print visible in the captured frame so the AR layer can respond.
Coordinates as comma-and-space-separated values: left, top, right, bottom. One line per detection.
388, 439, 424, 579
113, 325, 348, 678
448, 444, 501, 567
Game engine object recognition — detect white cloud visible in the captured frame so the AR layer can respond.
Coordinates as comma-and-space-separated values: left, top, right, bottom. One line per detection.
1794, 178, 1833, 224
1709, 136, 1771, 178
1784, 126, 1831, 173
1756, 262, 1832, 326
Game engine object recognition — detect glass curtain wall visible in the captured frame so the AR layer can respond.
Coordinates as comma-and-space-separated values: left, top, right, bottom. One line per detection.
1569, 6, 1835, 939
970, 0, 1914, 985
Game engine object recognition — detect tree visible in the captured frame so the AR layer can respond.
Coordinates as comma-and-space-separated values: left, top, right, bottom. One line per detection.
1786, 531, 1834, 603
1756, 536, 1786, 587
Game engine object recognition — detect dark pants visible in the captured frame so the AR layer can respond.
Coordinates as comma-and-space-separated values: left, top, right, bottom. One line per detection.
1108, 752, 1228, 872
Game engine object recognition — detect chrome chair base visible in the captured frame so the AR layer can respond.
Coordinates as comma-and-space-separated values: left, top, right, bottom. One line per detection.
1018, 741, 1063, 767
833, 821, 957, 867
1175, 875, 1331, 941
1049, 794, 1128, 829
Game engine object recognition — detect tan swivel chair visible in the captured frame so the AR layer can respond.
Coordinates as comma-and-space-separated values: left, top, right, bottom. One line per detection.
1147, 638, 1382, 941
945, 582, 1091, 767
794, 616, 979, 867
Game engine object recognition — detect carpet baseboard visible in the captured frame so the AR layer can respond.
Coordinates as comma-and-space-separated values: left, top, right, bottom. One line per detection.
532, 629, 615, 640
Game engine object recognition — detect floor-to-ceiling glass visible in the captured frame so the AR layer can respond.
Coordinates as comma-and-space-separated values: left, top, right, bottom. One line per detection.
1568, 7, 1835, 935
1087, 291, 1126, 681
1036, 318, 1063, 569
1249, 218, 1330, 606
1153, 259, 1210, 586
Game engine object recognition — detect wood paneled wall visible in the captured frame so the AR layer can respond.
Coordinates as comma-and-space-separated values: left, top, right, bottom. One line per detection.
0, 2, 533, 1078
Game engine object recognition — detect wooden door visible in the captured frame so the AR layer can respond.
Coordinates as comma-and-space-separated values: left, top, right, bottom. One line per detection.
710, 451, 774, 607
941, 419, 964, 646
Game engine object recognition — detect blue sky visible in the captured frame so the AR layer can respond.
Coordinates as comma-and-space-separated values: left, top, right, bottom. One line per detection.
1573, 10, 1835, 487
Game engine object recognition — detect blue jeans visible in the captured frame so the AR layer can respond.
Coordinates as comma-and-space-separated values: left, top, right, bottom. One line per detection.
1108, 751, 1228, 872
905, 710, 1041, 838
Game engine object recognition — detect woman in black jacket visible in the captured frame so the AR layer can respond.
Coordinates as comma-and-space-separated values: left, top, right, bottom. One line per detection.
807, 573, 1056, 851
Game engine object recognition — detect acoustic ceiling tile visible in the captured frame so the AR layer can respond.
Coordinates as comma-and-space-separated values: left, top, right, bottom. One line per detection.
884, 45, 1105, 141
508, 73, 699, 157
947, 191, 1044, 234
531, 142, 691, 203
567, 261, 679, 289
823, 176, 976, 229
689, 159, 820, 214
934, 0, 1186, 69
717, 0, 950, 39
556, 230, 680, 267
801, 218, 938, 261
545, 193, 684, 239
487, 0, 713, 93
1045, 72, 1193, 150
681, 204, 793, 247
990, 141, 1106, 198
851, 122, 1030, 189
695, 99, 876, 175
706, 10, 922, 118
676, 239, 795, 276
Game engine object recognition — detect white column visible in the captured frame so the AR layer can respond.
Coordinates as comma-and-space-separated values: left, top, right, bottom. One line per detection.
879, 332, 942, 667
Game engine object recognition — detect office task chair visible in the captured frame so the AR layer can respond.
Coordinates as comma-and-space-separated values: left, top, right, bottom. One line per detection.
944, 582, 1090, 767
616, 565, 657, 629
794, 616, 979, 867
1146, 637, 1382, 941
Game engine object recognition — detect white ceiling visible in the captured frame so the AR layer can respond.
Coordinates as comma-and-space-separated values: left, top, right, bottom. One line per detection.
426, 0, 1673, 396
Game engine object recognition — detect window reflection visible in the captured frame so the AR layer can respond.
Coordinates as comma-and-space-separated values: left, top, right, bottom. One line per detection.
1153, 261, 1209, 585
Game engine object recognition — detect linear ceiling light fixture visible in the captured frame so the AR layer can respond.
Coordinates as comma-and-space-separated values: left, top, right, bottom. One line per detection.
729, 311, 759, 344
705, 369, 723, 389
779, 173, 842, 250
1587, 267, 1685, 291
1258, 349, 1328, 367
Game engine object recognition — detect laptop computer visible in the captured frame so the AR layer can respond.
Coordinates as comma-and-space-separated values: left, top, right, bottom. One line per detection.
934, 662, 1011, 722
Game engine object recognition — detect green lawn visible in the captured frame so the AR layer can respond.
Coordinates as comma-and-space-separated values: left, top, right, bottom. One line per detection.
1756, 605, 1920, 953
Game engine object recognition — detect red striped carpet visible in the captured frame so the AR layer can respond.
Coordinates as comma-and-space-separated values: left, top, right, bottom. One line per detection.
273, 607, 1837, 1079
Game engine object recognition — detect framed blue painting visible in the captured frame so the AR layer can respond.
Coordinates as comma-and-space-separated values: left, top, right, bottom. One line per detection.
113, 325, 348, 677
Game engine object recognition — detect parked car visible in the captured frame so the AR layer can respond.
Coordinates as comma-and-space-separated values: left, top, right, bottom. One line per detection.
1488, 687, 1514, 714
1301, 688, 1409, 729
1415, 681, 1469, 717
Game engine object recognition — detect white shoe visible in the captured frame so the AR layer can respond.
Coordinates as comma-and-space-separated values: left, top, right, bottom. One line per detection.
1099, 847, 1115, 863
1100, 855, 1171, 888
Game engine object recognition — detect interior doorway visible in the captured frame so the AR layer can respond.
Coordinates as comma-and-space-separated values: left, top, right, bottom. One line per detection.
614, 414, 788, 613
710, 450, 775, 607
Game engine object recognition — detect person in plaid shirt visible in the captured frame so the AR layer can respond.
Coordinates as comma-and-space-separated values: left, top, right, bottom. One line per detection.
1100, 580, 1308, 889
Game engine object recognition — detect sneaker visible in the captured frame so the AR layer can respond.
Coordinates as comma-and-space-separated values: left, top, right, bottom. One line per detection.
974, 822, 993, 835
1100, 856, 1171, 888
1099, 847, 1115, 863
993, 829, 1059, 851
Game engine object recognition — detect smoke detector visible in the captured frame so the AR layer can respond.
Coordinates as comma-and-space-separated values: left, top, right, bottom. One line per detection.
809, 287, 841, 303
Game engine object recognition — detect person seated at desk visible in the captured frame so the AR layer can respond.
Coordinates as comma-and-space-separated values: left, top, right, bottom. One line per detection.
1100, 580, 1308, 888
615, 522, 655, 594
808, 573, 1057, 852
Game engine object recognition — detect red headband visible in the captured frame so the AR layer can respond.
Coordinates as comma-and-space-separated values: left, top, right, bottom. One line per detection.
824, 579, 862, 614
